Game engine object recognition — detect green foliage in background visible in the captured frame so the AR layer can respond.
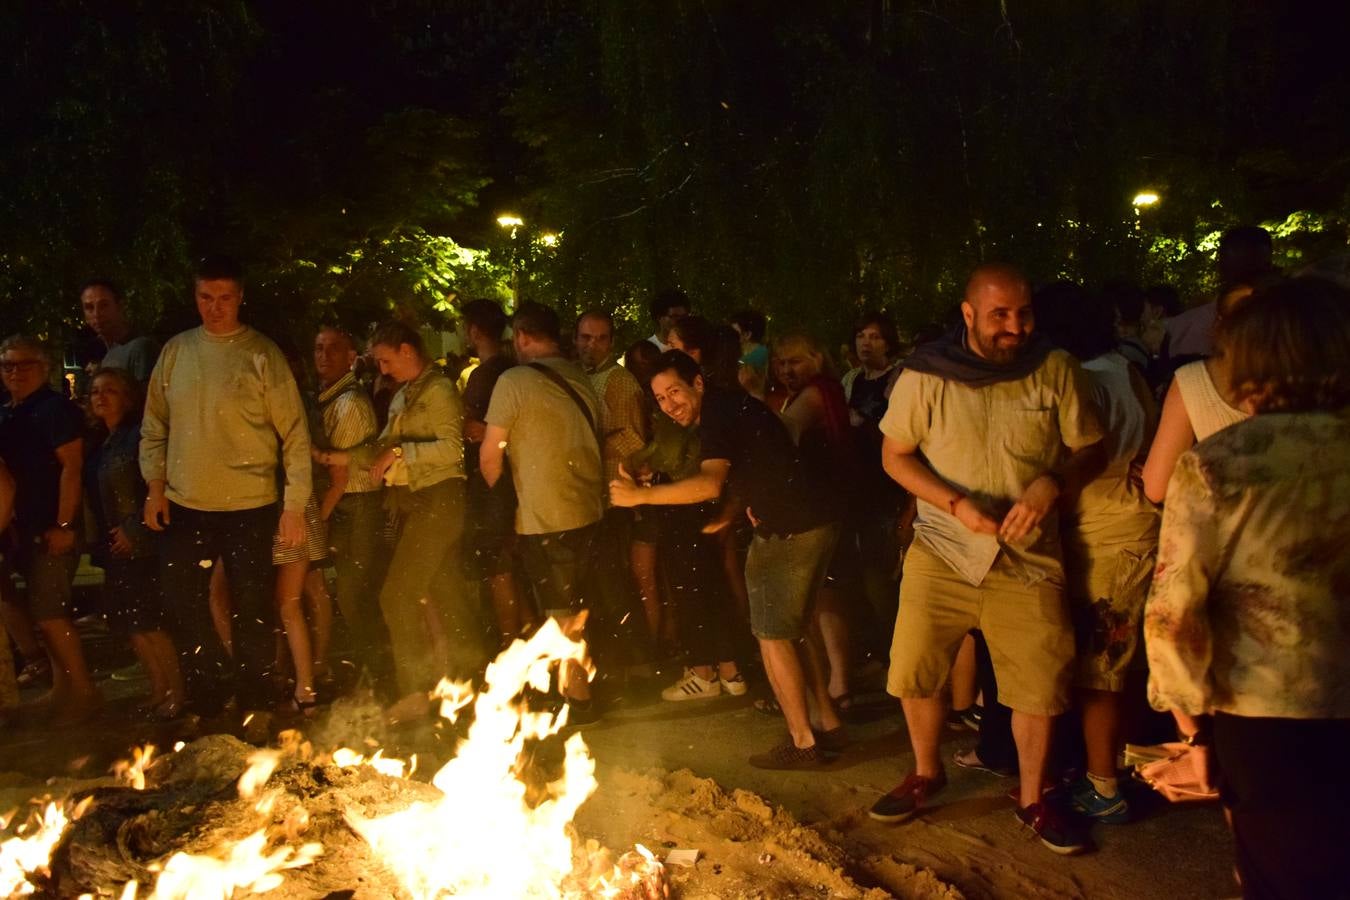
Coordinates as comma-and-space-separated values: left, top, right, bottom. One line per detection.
1, 2, 1346, 356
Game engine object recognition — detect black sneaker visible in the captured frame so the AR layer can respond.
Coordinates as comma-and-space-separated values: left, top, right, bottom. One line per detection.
868, 770, 947, 823
748, 739, 823, 770
1015, 802, 1090, 855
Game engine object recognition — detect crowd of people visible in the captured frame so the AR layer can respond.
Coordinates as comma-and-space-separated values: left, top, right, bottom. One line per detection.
0, 226, 1346, 896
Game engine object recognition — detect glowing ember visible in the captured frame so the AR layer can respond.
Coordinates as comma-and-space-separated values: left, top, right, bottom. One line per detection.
112, 744, 157, 791
0, 797, 92, 896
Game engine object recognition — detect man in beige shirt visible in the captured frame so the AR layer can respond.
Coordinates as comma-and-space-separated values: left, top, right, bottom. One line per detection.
141, 256, 311, 717
868, 264, 1105, 855
575, 310, 652, 687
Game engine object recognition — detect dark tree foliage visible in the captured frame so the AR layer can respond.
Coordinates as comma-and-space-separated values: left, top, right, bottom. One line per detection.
2, 2, 1347, 353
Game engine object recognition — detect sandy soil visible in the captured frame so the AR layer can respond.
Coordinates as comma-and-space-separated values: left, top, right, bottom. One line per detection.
1, 679, 1237, 899
5, 728, 954, 898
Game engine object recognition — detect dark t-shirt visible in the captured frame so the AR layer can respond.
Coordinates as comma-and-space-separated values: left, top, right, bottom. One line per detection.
697, 387, 831, 536
463, 354, 514, 478
463, 355, 513, 423
848, 369, 903, 509
0, 386, 84, 534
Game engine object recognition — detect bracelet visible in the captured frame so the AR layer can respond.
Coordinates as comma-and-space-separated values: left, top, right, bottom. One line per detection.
1182, 728, 1211, 747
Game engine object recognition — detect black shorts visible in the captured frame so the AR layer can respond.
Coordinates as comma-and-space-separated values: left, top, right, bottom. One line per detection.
465, 473, 518, 579
631, 505, 661, 545
518, 522, 600, 617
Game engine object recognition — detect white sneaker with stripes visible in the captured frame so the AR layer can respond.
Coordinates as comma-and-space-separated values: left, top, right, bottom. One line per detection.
719, 674, 748, 696
661, 669, 722, 702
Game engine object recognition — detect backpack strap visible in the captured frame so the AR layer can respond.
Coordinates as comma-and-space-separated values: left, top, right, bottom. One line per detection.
527, 362, 601, 449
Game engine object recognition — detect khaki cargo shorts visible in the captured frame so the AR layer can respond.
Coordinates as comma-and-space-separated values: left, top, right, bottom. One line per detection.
887, 542, 1074, 716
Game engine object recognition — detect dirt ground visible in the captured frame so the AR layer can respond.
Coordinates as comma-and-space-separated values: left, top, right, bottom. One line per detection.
1, 653, 1238, 900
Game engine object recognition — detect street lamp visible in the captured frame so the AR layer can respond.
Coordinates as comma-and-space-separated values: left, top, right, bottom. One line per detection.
539, 232, 559, 248
496, 214, 524, 302
1132, 191, 1160, 208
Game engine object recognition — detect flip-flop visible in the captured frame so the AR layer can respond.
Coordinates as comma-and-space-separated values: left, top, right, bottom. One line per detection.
953, 748, 1017, 777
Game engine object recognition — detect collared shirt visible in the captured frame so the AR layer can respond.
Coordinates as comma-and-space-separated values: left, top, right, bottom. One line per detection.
585, 357, 647, 486
647, 334, 670, 353
317, 371, 380, 494
1145, 410, 1350, 719
359, 365, 464, 492
879, 349, 1104, 586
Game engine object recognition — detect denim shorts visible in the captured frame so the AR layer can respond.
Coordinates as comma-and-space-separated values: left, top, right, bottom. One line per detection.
744, 521, 839, 640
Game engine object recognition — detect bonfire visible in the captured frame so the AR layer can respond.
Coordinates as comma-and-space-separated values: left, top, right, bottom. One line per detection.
0, 619, 666, 899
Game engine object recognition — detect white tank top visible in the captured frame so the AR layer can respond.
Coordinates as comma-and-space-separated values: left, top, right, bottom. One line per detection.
1174, 360, 1247, 441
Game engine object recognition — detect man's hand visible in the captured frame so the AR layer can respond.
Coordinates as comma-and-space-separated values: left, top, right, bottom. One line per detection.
144, 485, 170, 531
109, 526, 135, 558
278, 508, 304, 549
999, 474, 1060, 543
464, 420, 486, 443
44, 526, 76, 556
369, 448, 398, 483
953, 496, 1000, 535
609, 466, 642, 508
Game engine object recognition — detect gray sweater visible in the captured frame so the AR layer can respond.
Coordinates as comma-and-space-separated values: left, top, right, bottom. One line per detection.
140, 326, 311, 512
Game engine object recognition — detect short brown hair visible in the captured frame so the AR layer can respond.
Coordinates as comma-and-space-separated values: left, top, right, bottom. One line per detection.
1219, 277, 1350, 414
370, 320, 425, 359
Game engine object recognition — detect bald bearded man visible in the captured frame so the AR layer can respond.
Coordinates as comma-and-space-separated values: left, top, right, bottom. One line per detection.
869, 264, 1106, 855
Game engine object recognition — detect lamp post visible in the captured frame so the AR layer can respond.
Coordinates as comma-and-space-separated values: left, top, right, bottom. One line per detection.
496, 214, 524, 303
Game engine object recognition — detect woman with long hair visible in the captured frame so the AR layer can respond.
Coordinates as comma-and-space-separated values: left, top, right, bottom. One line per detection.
1145, 277, 1350, 897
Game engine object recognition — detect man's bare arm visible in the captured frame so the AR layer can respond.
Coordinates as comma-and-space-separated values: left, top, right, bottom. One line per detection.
882, 435, 998, 534
480, 424, 508, 488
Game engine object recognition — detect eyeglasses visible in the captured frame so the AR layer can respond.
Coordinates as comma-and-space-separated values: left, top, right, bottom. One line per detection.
0, 360, 42, 373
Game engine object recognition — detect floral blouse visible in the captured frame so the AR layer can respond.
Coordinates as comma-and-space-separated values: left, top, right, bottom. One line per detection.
1144, 409, 1350, 719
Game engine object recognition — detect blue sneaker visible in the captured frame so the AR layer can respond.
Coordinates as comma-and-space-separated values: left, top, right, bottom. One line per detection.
1066, 777, 1130, 824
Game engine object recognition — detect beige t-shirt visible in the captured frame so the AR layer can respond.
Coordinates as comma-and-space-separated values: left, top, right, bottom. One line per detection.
880, 349, 1104, 586
486, 356, 604, 536
1072, 352, 1160, 544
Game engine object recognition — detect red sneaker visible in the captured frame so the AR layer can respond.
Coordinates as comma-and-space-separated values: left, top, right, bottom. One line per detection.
868, 770, 948, 823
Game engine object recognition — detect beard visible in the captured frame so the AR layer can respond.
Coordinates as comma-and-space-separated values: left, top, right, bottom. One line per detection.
968, 328, 1027, 364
